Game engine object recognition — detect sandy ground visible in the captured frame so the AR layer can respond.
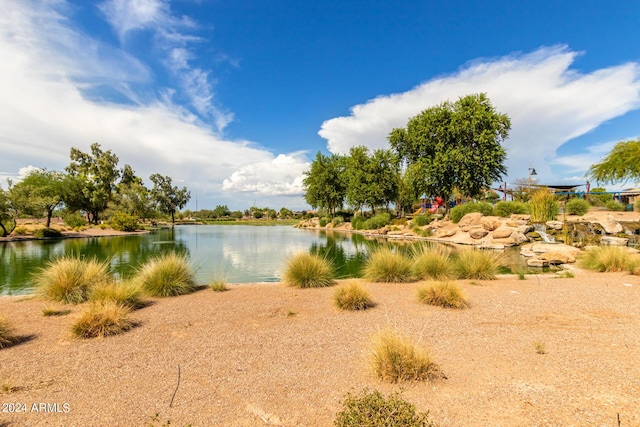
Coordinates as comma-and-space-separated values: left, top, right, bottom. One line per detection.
1, 267, 640, 427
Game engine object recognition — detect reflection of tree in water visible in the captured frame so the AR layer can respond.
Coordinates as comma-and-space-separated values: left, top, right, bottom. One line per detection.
309, 232, 373, 279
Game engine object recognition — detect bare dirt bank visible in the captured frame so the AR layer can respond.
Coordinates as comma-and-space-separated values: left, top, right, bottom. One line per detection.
1, 268, 639, 426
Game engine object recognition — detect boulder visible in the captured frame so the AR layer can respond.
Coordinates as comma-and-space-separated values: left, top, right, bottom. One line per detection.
492, 226, 515, 239
545, 221, 564, 230
600, 236, 629, 246
528, 242, 580, 255
481, 216, 502, 231
536, 251, 576, 264
527, 257, 550, 267
458, 212, 484, 228
510, 231, 529, 244
510, 214, 531, 221
469, 227, 489, 239
600, 215, 623, 234
435, 226, 458, 238
518, 225, 534, 234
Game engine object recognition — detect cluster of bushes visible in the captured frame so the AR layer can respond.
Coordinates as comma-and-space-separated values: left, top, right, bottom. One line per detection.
412, 214, 432, 226
351, 212, 392, 230
495, 201, 529, 217
32, 253, 196, 338
109, 212, 139, 232
33, 228, 63, 238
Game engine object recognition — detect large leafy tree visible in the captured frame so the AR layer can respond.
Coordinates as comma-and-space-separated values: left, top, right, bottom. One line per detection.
0, 187, 16, 237
389, 93, 510, 207
65, 143, 121, 223
9, 169, 66, 228
588, 138, 640, 184
344, 146, 399, 214
150, 174, 191, 223
303, 152, 346, 217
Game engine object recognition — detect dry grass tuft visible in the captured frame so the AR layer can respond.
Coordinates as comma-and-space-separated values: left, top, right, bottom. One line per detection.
42, 306, 72, 317
0, 314, 18, 349
412, 246, 454, 280
369, 329, 441, 382
333, 282, 374, 311
453, 249, 500, 280
90, 280, 145, 309
579, 246, 635, 272
417, 281, 469, 309
363, 248, 414, 283
135, 253, 196, 297
71, 301, 134, 338
34, 256, 111, 304
282, 253, 335, 288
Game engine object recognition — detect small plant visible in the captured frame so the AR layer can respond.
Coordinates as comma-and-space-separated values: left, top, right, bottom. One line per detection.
495, 201, 529, 217
579, 246, 634, 272
109, 212, 139, 231
209, 268, 229, 292
34, 256, 112, 304
453, 249, 500, 280
533, 339, 547, 354
331, 216, 345, 227
333, 282, 374, 310
282, 253, 335, 288
42, 307, 72, 316
0, 314, 17, 349
412, 245, 454, 280
1, 379, 13, 393
417, 281, 468, 309
71, 301, 134, 338
450, 202, 495, 223
135, 253, 196, 297
334, 388, 434, 427
13, 226, 27, 235
33, 227, 63, 238
98, 223, 108, 230
529, 189, 559, 222
555, 270, 575, 278
565, 198, 590, 216
362, 248, 414, 283
412, 214, 431, 227
369, 329, 441, 382
90, 280, 144, 309
605, 200, 625, 211
515, 268, 527, 280
62, 211, 86, 228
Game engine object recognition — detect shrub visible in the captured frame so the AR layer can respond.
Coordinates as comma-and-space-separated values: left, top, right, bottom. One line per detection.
565, 198, 590, 216
579, 246, 635, 272
34, 256, 112, 304
71, 301, 134, 338
636, 199, 640, 213
529, 189, 559, 222
351, 216, 365, 230
495, 201, 529, 217
362, 212, 392, 230
333, 282, 374, 310
369, 329, 441, 382
334, 388, 434, 427
90, 281, 144, 309
282, 253, 335, 288
331, 216, 345, 227
0, 314, 17, 349
135, 253, 196, 297
453, 249, 500, 280
605, 200, 625, 211
417, 281, 468, 309
13, 226, 27, 235
62, 211, 86, 228
391, 217, 408, 226
109, 212, 139, 232
209, 281, 228, 292
319, 217, 330, 227
362, 248, 414, 283
589, 188, 611, 206
33, 227, 63, 238
412, 214, 431, 227
412, 246, 454, 280
450, 202, 495, 223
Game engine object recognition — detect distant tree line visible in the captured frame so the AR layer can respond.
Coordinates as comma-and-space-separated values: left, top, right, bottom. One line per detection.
0, 143, 190, 236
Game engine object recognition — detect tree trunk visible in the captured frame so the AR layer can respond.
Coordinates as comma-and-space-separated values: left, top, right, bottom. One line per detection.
46, 209, 53, 228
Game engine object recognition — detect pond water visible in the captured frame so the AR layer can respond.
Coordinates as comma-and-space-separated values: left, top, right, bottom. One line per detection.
0, 225, 530, 296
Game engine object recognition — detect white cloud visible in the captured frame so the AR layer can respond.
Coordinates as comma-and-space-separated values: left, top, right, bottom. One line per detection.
319, 46, 640, 184
222, 153, 310, 196
0, 0, 306, 209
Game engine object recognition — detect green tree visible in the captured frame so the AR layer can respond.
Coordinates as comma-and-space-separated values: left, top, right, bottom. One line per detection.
344, 146, 399, 214
65, 143, 121, 224
303, 152, 346, 217
213, 205, 230, 218
0, 187, 16, 237
9, 169, 66, 228
150, 174, 191, 224
588, 138, 640, 184
389, 93, 510, 208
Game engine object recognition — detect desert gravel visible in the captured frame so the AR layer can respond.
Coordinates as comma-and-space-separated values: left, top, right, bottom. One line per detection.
1, 267, 639, 426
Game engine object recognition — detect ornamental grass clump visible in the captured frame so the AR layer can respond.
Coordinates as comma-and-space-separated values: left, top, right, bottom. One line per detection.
90, 280, 144, 309
333, 282, 374, 311
578, 246, 635, 272
282, 253, 335, 288
71, 301, 134, 338
334, 388, 434, 427
0, 314, 17, 349
34, 256, 112, 304
453, 249, 500, 280
363, 248, 414, 283
412, 246, 454, 280
417, 281, 469, 309
529, 188, 559, 223
369, 329, 441, 383
135, 253, 196, 297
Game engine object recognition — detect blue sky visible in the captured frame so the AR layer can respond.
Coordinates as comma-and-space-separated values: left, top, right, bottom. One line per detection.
1, 0, 639, 211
